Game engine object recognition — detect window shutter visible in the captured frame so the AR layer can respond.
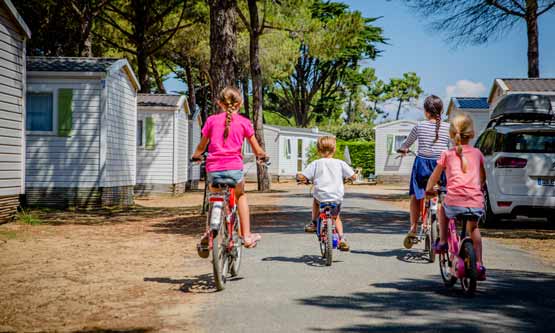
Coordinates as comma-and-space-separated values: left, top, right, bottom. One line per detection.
386, 134, 393, 155
145, 116, 156, 150
58, 89, 73, 137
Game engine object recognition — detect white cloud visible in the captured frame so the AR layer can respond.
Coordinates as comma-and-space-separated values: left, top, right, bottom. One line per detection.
445, 80, 487, 102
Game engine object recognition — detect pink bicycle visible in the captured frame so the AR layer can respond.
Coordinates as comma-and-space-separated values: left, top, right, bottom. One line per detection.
439, 212, 481, 295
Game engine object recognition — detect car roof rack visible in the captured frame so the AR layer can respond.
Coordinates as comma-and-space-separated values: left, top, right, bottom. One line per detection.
487, 93, 554, 129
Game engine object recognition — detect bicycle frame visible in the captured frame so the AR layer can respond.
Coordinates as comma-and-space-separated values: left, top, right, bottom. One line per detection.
317, 203, 338, 248
447, 217, 472, 279
207, 186, 238, 252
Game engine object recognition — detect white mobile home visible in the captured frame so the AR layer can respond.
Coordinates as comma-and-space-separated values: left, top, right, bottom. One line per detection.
489, 78, 555, 108
0, 0, 30, 222
447, 97, 489, 145
136, 94, 189, 195
25, 57, 139, 208
188, 108, 202, 189
243, 125, 330, 180
374, 120, 417, 184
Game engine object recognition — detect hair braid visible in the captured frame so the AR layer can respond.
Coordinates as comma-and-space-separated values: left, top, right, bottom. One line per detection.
449, 113, 475, 174
434, 114, 441, 143
218, 87, 243, 141
223, 103, 233, 140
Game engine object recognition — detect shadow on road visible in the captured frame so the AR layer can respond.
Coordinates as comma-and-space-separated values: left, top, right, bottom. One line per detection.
298, 269, 555, 332
261, 255, 343, 267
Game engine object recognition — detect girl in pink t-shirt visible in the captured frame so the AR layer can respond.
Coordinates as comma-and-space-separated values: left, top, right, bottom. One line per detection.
192, 87, 267, 248
426, 112, 487, 280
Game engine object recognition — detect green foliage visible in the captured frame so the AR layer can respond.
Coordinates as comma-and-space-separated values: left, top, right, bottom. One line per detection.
307, 140, 375, 176
17, 210, 42, 225
326, 123, 374, 141
385, 72, 423, 120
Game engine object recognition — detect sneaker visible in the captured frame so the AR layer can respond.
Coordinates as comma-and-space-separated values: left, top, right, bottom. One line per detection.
196, 233, 210, 258
338, 239, 350, 252
433, 239, 448, 254
477, 265, 486, 281
304, 221, 317, 233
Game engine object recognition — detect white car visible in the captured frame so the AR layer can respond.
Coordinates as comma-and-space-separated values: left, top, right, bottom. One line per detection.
475, 94, 555, 223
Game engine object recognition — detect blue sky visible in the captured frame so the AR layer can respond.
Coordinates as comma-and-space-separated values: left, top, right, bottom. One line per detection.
165, 0, 555, 120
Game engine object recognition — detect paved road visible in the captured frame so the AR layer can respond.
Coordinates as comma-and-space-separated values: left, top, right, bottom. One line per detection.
193, 188, 555, 333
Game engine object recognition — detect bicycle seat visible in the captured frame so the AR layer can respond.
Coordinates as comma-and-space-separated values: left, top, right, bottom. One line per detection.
211, 177, 238, 188
319, 202, 339, 209
456, 212, 481, 221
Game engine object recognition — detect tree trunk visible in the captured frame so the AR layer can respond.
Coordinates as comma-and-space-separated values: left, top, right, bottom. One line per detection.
241, 78, 250, 119
526, 0, 540, 78
135, 2, 149, 93
248, 0, 270, 192
209, 0, 238, 114
79, 18, 93, 57
395, 99, 402, 120
150, 57, 167, 93
137, 50, 150, 93
184, 57, 197, 114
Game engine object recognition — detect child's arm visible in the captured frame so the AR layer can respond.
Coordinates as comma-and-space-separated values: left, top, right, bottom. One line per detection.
192, 135, 209, 160
426, 164, 445, 196
247, 135, 268, 159
400, 125, 417, 153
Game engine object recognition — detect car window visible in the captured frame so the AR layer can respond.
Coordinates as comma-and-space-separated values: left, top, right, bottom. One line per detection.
480, 131, 496, 156
475, 132, 486, 149
503, 132, 555, 153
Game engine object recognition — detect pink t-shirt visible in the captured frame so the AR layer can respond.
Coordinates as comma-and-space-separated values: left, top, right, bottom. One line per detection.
202, 112, 255, 172
438, 145, 484, 208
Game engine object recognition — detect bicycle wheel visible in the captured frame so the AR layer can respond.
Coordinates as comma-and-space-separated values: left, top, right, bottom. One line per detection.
439, 252, 457, 287
325, 218, 333, 266
229, 213, 242, 277
212, 209, 229, 291
460, 241, 477, 295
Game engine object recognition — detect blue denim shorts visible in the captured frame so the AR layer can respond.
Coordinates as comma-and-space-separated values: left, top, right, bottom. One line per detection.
443, 204, 484, 220
207, 170, 243, 185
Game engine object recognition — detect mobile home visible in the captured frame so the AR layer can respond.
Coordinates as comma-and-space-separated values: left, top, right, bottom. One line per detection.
0, 0, 30, 222
447, 97, 489, 145
188, 108, 202, 189
243, 125, 330, 180
374, 120, 417, 184
25, 57, 139, 207
136, 94, 189, 195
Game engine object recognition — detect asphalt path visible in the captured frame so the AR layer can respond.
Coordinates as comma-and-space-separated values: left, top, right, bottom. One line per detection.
193, 188, 555, 333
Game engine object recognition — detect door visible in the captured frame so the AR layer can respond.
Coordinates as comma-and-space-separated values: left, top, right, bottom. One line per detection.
297, 139, 303, 172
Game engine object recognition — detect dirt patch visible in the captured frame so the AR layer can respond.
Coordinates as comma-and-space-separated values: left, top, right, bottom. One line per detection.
0, 206, 210, 332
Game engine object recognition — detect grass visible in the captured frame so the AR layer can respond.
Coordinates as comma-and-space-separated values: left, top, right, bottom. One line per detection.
17, 210, 43, 225
0, 230, 17, 240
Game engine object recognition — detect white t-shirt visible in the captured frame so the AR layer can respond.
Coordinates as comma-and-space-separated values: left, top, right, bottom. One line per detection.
302, 158, 355, 203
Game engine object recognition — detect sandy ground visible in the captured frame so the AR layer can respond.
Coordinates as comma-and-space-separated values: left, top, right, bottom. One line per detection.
1, 182, 552, 332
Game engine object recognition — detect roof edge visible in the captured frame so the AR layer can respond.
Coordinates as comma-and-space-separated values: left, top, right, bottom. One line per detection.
374, 119, 417, 129
107, 59, 140, 92
2, 0, 31, 38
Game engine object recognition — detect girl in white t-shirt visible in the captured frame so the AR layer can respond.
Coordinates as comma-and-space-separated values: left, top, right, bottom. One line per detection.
296, 136, 356, 251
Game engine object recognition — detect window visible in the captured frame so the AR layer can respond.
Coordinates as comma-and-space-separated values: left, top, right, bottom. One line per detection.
242, 140, 253, 155
480, 131, 496, 156
284, 138, 292, 159
394, 135, 407, 153
137, 120, 144, 146
26, 93, 53, 132
387, 134, 408, 154
503, 132, 555, 153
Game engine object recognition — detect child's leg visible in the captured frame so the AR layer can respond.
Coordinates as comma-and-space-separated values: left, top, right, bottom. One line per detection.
312, 199, 320, 222
335, 215, 343, 237
467, 221, 483, 266
235, 181, 257, 240
438, 205, 448, 244
409, 195, 420, 233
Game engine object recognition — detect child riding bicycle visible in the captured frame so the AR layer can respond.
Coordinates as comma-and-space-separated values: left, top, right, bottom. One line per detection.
297, 136, 357, 252
426, 112, 487, 280
398, 95, 450, 247
192, 86, 267, 248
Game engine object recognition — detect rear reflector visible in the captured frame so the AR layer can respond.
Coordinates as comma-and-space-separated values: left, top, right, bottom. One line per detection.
209, 197, 224, 202
497, 201, 512, 207
495, 157, 527, 168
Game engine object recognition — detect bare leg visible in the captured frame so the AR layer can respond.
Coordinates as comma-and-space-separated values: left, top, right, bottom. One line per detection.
468, 221, 483, 265
335, 215, 344, 237
409, 195, 420, 233
438, 205, 448, 244
312, 199, 320, 222
235, 181, 253, 238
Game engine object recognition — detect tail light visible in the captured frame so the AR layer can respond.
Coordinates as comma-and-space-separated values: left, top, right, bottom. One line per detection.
497, 201, 512, 207
495, 157, 527, 168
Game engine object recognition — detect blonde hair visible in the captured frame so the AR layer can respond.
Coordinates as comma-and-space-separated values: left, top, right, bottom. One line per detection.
449, 112, 475, 173
218, 87, 243, 140
317, 136, 336, 157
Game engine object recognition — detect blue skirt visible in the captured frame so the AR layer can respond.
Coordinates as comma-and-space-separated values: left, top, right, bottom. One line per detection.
409, 156, 445, 200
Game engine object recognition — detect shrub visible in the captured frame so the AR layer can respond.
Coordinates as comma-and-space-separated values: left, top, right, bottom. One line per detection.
17, 210, 42, 225
307, 140, 375, 176
326, 123, 374, 141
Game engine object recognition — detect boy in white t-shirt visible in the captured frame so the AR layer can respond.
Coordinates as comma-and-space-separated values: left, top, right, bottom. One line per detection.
296, 136, 356, 251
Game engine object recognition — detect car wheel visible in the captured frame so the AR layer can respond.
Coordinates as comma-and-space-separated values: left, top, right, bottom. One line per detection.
483, 189, 499, 225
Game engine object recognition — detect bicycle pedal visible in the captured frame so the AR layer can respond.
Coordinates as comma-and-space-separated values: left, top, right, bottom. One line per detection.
196, 244, 210, 259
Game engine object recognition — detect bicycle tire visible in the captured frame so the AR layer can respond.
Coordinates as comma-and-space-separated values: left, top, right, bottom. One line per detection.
460, 241, 477, 295
439, 252, 456, 287
325, 218, 333, 266
212, 209, 228, 291
229, 213, 242, 277
427, 215, 437, 263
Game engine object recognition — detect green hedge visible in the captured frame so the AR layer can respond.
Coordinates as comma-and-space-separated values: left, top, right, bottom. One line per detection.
308, 140, 375, 176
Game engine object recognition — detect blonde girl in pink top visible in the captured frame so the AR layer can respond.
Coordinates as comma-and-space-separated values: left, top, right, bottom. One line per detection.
192, 87, 268, 248
426, 112, 487, 280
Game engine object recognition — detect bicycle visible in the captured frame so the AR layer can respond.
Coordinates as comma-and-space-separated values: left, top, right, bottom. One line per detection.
296, 177, 343, 266
193, 155, 269, 291
438, 211, 481, 296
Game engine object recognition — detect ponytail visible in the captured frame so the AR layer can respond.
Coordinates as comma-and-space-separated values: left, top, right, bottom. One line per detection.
223, 104, 233, 140
455, 132, 469, 173
218, 87, 243, 141
449, 112, 475, 174
434, 114, 441, 143
424, 95, 443, 143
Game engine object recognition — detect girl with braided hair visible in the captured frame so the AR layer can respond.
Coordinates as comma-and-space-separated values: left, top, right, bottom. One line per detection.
425, 112, 487, 280
398, 95, 450, 247
192, 87, 268, 248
